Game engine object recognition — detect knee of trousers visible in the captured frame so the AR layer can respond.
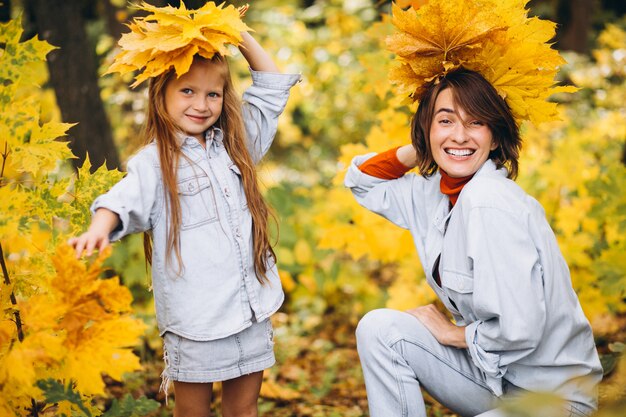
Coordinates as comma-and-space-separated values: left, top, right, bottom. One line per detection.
356, 309, 410, 357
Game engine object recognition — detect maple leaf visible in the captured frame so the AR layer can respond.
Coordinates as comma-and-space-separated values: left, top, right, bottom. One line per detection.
107, 1, 251, 87
49, 245, 146, 394
386, 0, 573, 124
0, 17, 56, 89
395, 0, 429, 10
52, 155, 125, 235
387, 1, 507, 97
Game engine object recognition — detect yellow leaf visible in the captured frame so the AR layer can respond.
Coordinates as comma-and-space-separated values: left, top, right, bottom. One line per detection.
107, 1, 251, 87
395, 0, 429, 10
387, 0, 571, 124
260, 378, 301, 400
298, 272, 317, 294
278, 269, 296, 293
294, 239, 312, 264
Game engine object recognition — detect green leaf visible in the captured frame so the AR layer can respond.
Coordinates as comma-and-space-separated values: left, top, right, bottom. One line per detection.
600, 353, 621, 377
101, 394, 160, 417
36, 378, 92, 417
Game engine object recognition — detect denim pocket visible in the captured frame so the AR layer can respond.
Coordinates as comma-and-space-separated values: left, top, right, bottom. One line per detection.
177, 174, 218, 229
441, 270, 474, 294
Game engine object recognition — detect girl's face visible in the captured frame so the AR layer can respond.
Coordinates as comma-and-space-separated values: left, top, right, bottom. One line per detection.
429, 88, 497, 178
164, 59, 225, 143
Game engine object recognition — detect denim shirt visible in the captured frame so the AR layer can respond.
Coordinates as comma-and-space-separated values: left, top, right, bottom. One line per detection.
345, 156, 603, 409
92, 70, 301, 341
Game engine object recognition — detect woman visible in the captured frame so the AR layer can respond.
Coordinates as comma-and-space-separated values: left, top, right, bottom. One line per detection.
345, 69, 602, 417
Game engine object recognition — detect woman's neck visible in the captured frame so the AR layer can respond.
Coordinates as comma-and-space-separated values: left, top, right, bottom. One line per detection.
439, 169, 473, 207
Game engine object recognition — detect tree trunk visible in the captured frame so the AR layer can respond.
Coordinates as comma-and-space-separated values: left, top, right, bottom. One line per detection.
28, 0, 120, 171
557, 0, 594, 53
0, 0, 11, 23
99, 0, 128, 40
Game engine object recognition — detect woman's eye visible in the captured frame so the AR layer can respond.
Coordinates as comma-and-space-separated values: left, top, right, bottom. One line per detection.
470, 120, 485, 126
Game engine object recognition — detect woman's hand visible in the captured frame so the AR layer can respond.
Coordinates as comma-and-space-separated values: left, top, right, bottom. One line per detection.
68, 208, 120, 258
407, 304, 467, 348
396, 144, 419, 169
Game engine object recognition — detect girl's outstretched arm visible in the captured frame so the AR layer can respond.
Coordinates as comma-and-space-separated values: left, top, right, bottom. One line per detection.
68, 208, 120, 258
239, 31, 280, 73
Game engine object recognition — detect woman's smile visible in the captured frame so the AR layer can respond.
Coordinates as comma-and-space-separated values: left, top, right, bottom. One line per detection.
444, 148, 476, 157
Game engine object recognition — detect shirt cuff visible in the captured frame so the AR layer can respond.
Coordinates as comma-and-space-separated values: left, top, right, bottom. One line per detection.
90, 197, 128, 242
344, 153, 388, 188
465, 321, 505, 396
249, 68, 301, 89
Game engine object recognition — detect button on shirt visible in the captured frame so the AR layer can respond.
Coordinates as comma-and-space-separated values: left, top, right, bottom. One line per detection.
92, 70, 301, 341
345, 155, 602, 408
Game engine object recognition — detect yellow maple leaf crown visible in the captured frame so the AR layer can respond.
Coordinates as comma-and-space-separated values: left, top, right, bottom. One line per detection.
387, 0, 576, 124
106, 1, 250, 88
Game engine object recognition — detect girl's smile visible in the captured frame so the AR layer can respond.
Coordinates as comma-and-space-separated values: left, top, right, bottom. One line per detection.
429, 88, 497, 178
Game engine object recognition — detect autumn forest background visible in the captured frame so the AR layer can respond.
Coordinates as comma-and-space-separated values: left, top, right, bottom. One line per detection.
1, 0, 625, 416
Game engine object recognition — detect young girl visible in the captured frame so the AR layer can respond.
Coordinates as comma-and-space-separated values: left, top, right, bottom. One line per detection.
69, 22, 300, 417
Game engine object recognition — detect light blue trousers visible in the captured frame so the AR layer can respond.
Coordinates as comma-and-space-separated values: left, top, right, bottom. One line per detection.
356, 309, 592, 417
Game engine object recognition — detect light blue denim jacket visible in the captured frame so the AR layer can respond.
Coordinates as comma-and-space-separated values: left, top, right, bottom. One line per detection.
92, 70, 301, 341
345, 155, 603, 409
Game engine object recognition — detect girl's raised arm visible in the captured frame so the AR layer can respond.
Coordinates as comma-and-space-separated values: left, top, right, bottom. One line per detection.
238, 31, 280, 73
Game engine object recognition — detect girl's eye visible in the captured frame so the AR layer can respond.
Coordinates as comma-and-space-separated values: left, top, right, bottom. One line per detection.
181, 88, 193, 95
208, 92, 220, 98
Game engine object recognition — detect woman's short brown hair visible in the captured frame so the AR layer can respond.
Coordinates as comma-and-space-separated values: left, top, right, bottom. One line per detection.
410, 69, 521, 179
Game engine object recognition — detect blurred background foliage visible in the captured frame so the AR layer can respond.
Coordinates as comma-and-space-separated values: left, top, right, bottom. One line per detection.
1, 0, 625, 416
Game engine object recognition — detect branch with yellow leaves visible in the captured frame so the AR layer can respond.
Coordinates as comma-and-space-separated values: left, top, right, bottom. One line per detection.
0, 142, 24, 343
0, 141, 9, 188
0, 242, 24, 343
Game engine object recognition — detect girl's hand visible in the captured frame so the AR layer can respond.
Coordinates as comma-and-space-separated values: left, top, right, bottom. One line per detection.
68, 208, 120, 258
68, 229, 110, 259
406, 304, 467, 348
238, 32, 280, 73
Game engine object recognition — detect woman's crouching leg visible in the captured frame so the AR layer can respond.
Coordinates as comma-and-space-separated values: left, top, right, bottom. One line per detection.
356, 308, 429, 417
356, 308, 499, 417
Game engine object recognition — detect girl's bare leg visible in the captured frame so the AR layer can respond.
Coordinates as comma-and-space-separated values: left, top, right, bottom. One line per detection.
221, 371, 264, 417
173, 381, 213, 417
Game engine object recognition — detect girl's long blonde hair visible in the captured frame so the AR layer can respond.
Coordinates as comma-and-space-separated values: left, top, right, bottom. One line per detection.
142, 55, 276, 284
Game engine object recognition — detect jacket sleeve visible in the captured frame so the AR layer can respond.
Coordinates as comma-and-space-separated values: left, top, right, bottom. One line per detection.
242, 69, 301, 163
344, 153, 430, 231
463, 205, 547, 396
91, 151, 162, 241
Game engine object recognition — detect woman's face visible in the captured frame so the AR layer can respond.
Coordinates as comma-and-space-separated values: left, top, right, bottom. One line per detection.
429, 88, 497, 178
164, 59, 225, 142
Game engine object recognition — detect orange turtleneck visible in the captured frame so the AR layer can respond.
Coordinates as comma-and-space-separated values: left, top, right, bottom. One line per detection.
358, 148, 473, 207
358, 146, 409, 180
439, 169, 473, 206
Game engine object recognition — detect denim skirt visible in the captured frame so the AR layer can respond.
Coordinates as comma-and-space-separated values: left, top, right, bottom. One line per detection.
160, 319, 275, 393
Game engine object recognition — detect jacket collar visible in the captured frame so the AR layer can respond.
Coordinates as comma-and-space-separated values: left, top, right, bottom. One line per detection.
432, 159, 507, 233
473, 159, 508, 179
176, 126, 224, 149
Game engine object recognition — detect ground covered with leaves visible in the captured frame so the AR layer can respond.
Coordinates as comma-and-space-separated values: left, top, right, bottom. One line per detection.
102, 292, 626, 417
